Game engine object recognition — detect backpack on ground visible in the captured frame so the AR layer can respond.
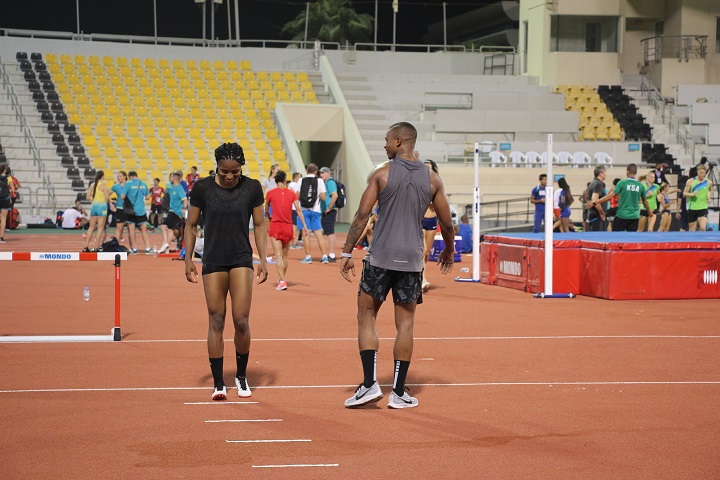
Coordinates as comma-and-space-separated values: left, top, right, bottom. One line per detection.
6, 208, 19, 230
100, 237, 130, 253
334, 180, 346, 209
299, 176, 319, 209
0, 175, 9, 200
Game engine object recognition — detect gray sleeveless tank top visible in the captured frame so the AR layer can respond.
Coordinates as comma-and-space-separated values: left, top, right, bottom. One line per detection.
366, 158, 431, 272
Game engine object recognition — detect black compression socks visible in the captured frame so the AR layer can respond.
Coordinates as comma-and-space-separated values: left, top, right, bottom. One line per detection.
236, 351, 249, 378
209, 357, 224, 388
360, 350, 377, 388
393, 360, 411, 396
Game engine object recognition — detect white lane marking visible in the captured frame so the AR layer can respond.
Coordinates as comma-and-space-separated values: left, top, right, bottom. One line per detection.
252, 464, 339, 468
109, 335, 720, 343
2, 381, 720, 395
205, 419, 282, 423
185, 401, 258, 405
226, 439, 311, 443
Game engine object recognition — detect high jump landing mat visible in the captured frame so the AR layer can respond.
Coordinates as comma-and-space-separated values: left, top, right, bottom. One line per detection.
480, 232, 720, 300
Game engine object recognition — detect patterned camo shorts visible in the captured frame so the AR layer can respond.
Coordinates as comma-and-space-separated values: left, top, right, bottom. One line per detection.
358, 260, 423, 305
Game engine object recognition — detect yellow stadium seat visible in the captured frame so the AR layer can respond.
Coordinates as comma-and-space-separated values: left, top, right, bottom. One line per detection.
146, 138, 160, 150
116, 57, 128, 67
177, 137, 191, 149
186, 60, 198, 70
228, 70, 242, 82
118, 146, 132, 159
258, 109, 272, 120
269, 139, 282, 151
166, 117, 180, 129
297, 72, 309, 82
143, 58, 156, 69
107, 105, 121, 117
59, 54, 71, 63
74, 55, 87, 64
45, 53, 58, 63
171, 59, 183, 69
277, 91, 290, 102
129, 136, 144, 149
129, 57, 142, 68
211, 60, 224, 71
254, 139, 267, 150
291, 91, 304, 102
266, 128, 278, 139
179, 117, 193, 129
249, 128, 263, 139
240, 60, 252, 71
227, 60, 239, 71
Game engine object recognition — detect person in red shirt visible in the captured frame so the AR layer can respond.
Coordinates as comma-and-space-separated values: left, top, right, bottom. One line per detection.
149, 178, 165, 228
265, 170, 309, 291
186, 166, 200, 195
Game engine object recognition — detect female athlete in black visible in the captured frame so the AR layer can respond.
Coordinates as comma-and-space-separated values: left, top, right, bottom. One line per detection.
184, 143, 268, 401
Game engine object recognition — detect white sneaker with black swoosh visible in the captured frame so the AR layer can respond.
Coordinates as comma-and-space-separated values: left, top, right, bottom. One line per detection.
344, 381, 383, 408
387, 389, 418, 409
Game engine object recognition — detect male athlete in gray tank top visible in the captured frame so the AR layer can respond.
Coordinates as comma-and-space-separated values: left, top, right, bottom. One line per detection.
339, 122, 455, 409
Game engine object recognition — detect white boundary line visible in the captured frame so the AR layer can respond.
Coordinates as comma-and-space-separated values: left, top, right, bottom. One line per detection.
226, 439, 311, 444
118, 335, 720, 343
184, 401, 258, 405
3, 381, 720, 394
3, 335, 719, 345
205, 419, 282, 423
252, 464, 339, 468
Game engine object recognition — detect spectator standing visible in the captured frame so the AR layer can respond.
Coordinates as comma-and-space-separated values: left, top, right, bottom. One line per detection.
339, 122, 455, 409
149, 178, 165, 229
297, 163, 329, 264
530, 174, 547, 233
458, 214, 473, 253
158, 171, 187, 253
676, 175, 690, 231
6, 167, 20, 210
110, 171, 129, 242
124, 171, 153, 254
587, 164, 652, 232
265, 170, 309, 290
653, 163, 667, 185
553, 177, 573, 232
83, 170, 113, 252
587, 166, 608, 232
186, 166, 200, 195
638, 171, 659, 232
288, 172, 303, 248
318, 166, 338, 263
261, 163, 279, 195
684, 164, 713, 232
0, 164, 15, 243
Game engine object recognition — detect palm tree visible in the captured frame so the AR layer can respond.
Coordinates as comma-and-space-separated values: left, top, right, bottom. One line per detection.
281, 0, 374, 46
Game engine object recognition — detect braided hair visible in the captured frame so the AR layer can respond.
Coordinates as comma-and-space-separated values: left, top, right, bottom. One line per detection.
214, 142, 245, 166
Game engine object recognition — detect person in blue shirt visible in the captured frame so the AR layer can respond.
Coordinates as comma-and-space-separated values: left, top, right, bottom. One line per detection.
110, 171, 129, 242
319, 166, 338, 262
530, 174, 547, 233
124, 170, 152, 254
458, 214, 473, 253
159, 171, 188, 253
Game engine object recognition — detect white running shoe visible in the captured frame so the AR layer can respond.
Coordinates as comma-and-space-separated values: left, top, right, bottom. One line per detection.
235, 376, 252, 397
212, 386, 227, 401
387, 389, 418, 409
422, 280, 430, 293
344, 381, 383, 408
158, 243, 170, 254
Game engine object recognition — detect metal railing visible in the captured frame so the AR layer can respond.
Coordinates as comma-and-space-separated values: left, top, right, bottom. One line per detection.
641, 35, 708, 65
0, 60, 57, 214
639, 74, 667, 123
483, 53, 515, 75
668, 108, 697, 161
422, 92, 473, 111
478, 196, 534, 232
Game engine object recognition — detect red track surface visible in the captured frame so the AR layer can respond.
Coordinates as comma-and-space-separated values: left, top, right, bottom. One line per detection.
1, 231, 719, 479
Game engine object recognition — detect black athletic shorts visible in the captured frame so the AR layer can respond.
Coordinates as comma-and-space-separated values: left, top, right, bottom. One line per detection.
613, 216, 639, 232
688, 209, 708, 223
586, 218, 606, 231
639, 209, 658, 217
321, 209, 337, 235
130, 214, 148, 226
163, 211, 182, 230
150, 204, 163, 214
115, 208, 127, 223
358, 260, 423, 305
202, 261, 254, 276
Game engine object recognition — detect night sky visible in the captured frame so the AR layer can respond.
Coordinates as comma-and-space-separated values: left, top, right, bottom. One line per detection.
0, 0, 495, 46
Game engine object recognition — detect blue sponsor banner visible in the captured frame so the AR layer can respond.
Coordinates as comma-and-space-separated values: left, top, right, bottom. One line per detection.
628, 143, 640, 152
499, 142, 511, 152
553, 174, 565, 182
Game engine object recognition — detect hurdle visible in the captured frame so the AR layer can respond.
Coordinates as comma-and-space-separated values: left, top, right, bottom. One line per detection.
0, 252, 127, 342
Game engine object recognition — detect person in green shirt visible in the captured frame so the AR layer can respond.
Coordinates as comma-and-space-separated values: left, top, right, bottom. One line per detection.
638, 171, 659, 232
683, 164, 713, 231
586, 163, 653, 232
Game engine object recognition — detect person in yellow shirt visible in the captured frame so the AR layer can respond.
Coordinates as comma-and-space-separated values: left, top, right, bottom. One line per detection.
84, 170, 114, 252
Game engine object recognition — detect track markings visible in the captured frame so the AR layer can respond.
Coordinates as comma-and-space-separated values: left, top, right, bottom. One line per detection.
205, 419, 282, 423
252, 464, 339, 468
185, 401, 258, 405
226, 439, 311, 444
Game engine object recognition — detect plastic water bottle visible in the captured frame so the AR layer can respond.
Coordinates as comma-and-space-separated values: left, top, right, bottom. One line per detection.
83, 286, 90, 302
153, 245, 157, 258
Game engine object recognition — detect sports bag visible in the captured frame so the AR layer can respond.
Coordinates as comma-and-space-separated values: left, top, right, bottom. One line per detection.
299, 176, 319, 209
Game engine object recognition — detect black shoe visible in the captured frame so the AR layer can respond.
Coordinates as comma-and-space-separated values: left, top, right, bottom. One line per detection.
328, 256, 337, 263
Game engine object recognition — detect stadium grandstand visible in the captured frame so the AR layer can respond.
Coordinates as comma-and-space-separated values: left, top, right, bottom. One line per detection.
0, 0, 718, 230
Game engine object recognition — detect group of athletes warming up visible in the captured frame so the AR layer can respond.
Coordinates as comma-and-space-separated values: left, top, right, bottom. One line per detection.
184, 122, 455, 409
